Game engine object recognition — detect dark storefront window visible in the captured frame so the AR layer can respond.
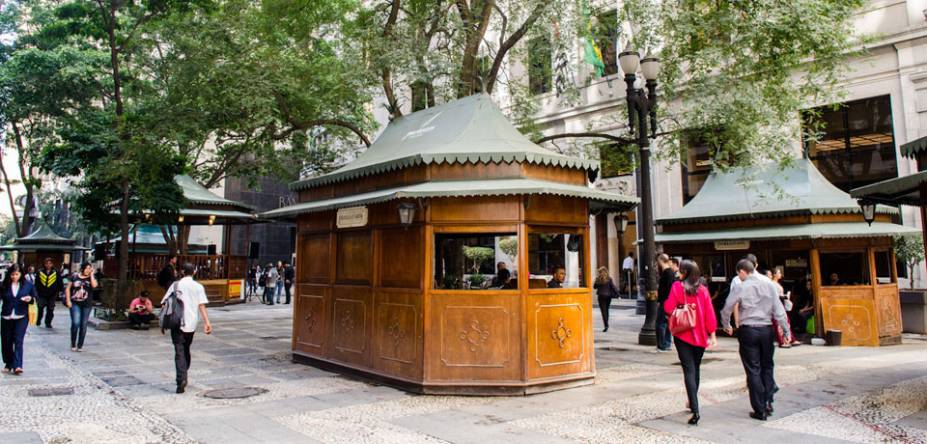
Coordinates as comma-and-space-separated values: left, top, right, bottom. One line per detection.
528, 36, 552, 95
820, 252, 871, 286
874, 250, 895, 284
802, 95, 897, 192
434, 233, 517, 290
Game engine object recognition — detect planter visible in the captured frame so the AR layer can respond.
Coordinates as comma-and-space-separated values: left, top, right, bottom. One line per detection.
900, 289, 927, 334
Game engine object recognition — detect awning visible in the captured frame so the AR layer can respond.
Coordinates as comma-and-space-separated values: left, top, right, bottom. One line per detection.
901, 135, 927, 158
655, 222, 919, 244
850, 170, 927, 207
262, 178, 639, 219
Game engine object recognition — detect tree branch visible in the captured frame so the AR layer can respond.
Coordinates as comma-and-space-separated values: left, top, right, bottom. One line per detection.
486, 3, 546, 94
534, 132, 633, 145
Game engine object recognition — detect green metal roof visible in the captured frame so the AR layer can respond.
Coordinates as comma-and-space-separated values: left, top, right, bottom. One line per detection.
901, 135, 927, 158
290, 94, 600, 191
655, 222, 918, 243
17, 224, 73, 244
0, 243, 89, 251
850, 170, 927, 207
175, 175, 255, 211
263, 178, 638, 219
658, 158, 896, 225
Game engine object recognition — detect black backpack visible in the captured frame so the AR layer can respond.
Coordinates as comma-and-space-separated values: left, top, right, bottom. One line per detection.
159, 283, 185, 332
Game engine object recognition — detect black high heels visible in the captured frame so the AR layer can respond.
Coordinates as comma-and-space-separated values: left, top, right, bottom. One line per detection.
688, 413, 700, 425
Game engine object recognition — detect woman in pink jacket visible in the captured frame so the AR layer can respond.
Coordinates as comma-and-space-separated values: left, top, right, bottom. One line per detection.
663, 259, 718, 426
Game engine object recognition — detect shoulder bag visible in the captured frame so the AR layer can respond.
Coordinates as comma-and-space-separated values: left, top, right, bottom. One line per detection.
669, 291, 698, 334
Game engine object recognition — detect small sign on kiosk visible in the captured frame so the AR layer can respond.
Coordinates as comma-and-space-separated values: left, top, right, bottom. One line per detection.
714, 240, 750, 251
336, 206, 368, 228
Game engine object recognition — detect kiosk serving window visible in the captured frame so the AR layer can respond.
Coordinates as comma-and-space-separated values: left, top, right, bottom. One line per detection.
820, 252, 871, 286
434, 233, 518, 290
528, 231, 585, 289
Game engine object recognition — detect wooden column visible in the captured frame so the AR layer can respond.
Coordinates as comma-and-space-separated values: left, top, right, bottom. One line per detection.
594, 213, 608, 274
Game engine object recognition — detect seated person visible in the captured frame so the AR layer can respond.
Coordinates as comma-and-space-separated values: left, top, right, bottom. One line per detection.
828, 272, 841, 286
492, 269, 515, 289
128, 290, 155, 329
547, 266, 566, 289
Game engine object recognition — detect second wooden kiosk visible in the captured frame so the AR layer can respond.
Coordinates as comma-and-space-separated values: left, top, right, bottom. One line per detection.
265, 94, 638, 394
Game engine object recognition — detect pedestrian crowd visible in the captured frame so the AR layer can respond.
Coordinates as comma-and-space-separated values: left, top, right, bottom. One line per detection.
245, 261, 294, 305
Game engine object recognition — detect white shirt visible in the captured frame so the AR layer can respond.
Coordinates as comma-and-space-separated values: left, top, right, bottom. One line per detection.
622, 256, 635, 271
2, 282, 23, 320
163, 276, 209, 333
730, 269, 771, 291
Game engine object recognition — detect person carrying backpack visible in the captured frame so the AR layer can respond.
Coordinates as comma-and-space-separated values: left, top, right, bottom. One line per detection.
161, 262, 212, 394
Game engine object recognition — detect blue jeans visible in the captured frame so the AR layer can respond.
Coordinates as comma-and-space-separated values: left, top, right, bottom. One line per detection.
264, 286, 275, 305
1, 316, 28, 369
656, 309, 672, 350
70, 305, 92, 348
275, 281, 284, 303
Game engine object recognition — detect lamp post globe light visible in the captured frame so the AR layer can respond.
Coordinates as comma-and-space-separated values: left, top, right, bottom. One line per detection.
618, 43, 661, 346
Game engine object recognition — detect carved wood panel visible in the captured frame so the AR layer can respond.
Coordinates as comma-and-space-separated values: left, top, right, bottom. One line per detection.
295, 285, 327, 353
876, 285, 902, 338
376, 302, 417, 365
301, 234, 331, 285
526, 292, 593, 380
821, 290, 879, 346
441, 306, 510, 368
330, 286, 372, 366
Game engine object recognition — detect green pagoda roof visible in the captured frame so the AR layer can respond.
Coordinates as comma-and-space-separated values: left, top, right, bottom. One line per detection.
290, 94, 600, 191
901, 135, 927, 158
850, 170, 927, 207
656, 222, 918, 243
0, 223, 88, 252
175, 175, 254, 212
657, 158, 896, 225
263, 178, 637, 219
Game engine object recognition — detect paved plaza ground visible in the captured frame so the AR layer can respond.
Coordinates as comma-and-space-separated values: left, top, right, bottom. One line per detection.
3, 298, 927, 444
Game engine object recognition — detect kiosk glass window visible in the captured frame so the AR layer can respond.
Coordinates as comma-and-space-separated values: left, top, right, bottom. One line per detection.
803, 95, 897, 192
434, 233, 518, 290
819, 252, 871, 286
528, 232, 585, 288
874, 250, 895, 284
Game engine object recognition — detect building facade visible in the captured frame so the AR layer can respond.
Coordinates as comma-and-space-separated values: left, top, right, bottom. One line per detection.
521, 0, 927, 287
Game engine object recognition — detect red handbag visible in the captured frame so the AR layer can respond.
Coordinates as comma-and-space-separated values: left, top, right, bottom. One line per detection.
669, 295, 697, 334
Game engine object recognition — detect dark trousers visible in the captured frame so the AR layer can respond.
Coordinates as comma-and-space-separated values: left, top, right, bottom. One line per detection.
284, 282, 292, 304
656, 309, 672, 350
36, 295, 56, 327
675, 337, 705, 413
737, 325, 777, 414
1, 316, 29, 370
597, 296, 611, 327
70, 305, 92, 348
128, 313, 153, 327
170, 328, 195, 385
263, 286, 275, 305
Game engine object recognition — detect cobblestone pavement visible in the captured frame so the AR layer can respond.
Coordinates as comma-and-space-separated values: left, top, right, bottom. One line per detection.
4, 298, 927, 443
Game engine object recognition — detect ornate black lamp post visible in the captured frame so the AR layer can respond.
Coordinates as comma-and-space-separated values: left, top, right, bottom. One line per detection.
618, 45, 661, 346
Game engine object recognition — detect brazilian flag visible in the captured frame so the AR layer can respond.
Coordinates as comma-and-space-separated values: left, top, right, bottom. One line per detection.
582, 1, 606, 78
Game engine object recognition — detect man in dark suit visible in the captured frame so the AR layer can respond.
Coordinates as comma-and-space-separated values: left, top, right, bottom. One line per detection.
283, 261, 295, 304
547, 266, 566, 288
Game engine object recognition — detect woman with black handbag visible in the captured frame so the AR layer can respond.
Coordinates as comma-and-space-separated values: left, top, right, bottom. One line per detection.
664, 260, 717, 426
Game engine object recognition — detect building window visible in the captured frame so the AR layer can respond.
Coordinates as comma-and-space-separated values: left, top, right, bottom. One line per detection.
528, 36, 552, 95
802, 95, 897, 192
598, 142, 636, 178
434, 233, 518, 290
592, 9, 619, 76
528, 231, 585, 288
680, 132, 718, 204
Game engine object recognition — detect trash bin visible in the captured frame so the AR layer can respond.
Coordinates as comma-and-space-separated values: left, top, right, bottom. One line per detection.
825, 330, 842, 346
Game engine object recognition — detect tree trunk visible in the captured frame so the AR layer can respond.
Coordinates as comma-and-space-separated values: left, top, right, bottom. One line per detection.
456, 0, 496, 98
118, 178, 130, 299
0, 148, 21, 236
104, 3, 129, 300
12, 122, 35, 237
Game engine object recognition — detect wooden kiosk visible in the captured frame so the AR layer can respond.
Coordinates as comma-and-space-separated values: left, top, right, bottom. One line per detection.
657, 159, 917, 346
99, 175, 257, 306
0, 223, 88, 267
265, 94, 638, 394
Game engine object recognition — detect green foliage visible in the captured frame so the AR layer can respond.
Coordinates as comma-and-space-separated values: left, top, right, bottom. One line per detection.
894, 234, 925, 289
498, 237, 518, 259
467, 273, 486, 288
621, 0, 867, 168
462, 245, 495, 273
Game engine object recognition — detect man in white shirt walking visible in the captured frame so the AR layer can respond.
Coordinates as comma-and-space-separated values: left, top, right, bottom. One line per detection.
162, 262, 213, 394
622, 252, 635, 296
